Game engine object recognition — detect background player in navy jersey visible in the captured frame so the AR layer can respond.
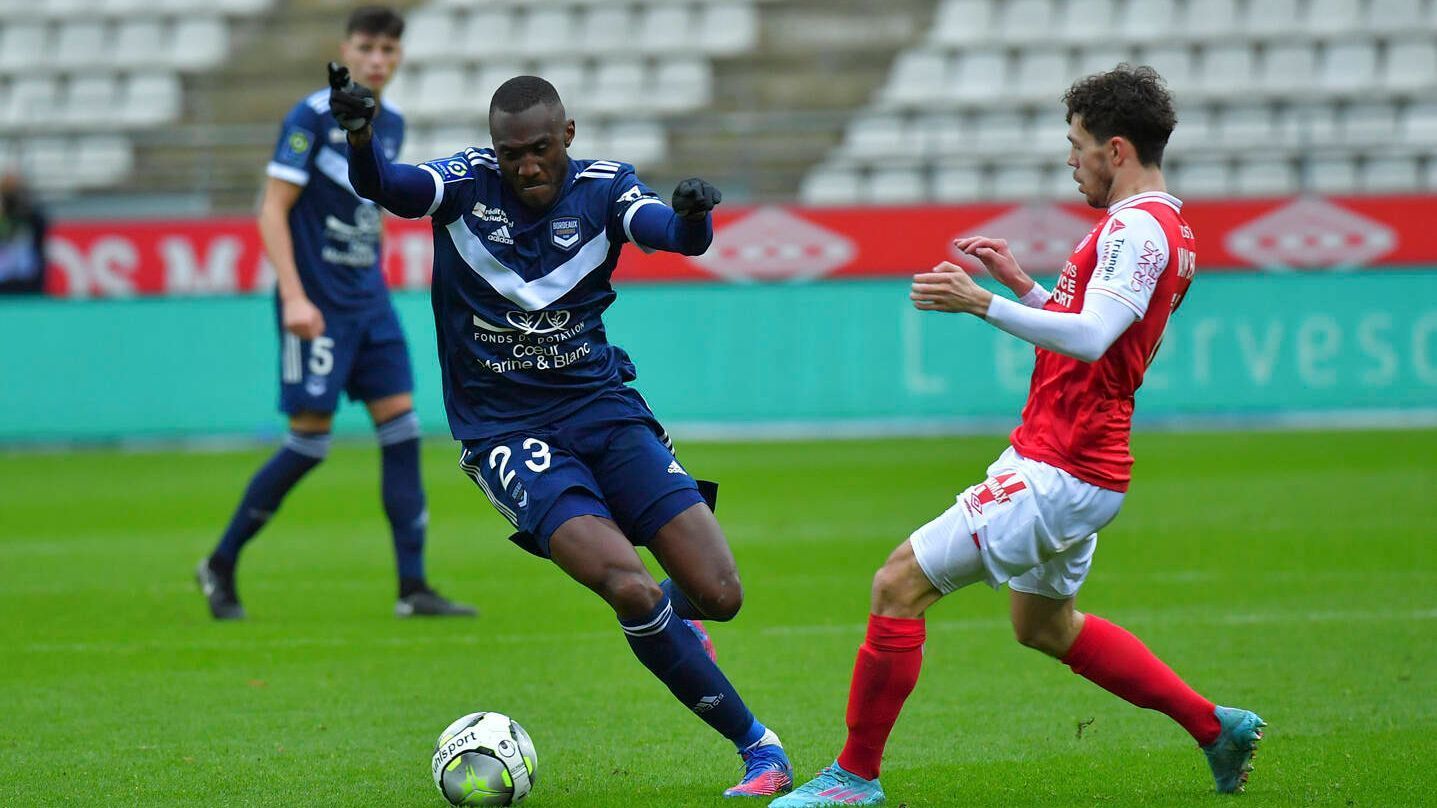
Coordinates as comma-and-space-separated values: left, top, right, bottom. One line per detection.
195, 6, 475, 621
330, 70, 794, 797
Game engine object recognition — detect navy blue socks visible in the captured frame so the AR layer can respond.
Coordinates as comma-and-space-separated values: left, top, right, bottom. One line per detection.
620, 594, 766, 750
212, 431, 330, 564
378, 411, 427, 585
660, 578, 705, 620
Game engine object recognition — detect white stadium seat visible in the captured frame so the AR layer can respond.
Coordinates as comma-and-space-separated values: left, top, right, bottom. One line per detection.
1179, 0, 1239, 40
54, 22, 109, 70
651, 58, 711, 112
998, 0, 1054, 45
475, 63, 523, 113
1305, 0, 1363, 37
640, 5, 696, 54
64, 75, 121, 131
866, 167, 926, 204
412, 66, 469, 119
1173, 160, 1232, 198
77, 135, 134, 187
1365, 0, 1426, 34
462, 10, 517, 59
800, 166, 863, 205
1279, 103, 1341, 147
1320, 43, 1379, 94
1305, 155, 1359, 194
1260, 43, 1318, 95
1121, 0, 1177, 42
1361, 156, 1420, 192
699, 4, 757, 55
403, 9, 457, 61
973, 111, 1026, 154
606, 120, 666, 166
1166, 105, 1212, 153
1196, 45, 1255, 98
114, 21, 169, 70
171, 18, 228, 71
121, 73, 181, 127
1400, 102, 1437, 145
519, 7, 577, 56
1342, 102, 1399, 145
1234, 159, 1296, 197
0, 23, 49, 74
1135, 46, 1194, 93
884, 50, 948, 106
1383, 40, 1437, 93
844, 115, 905, 157
1013, 50, 1070, 103
990, 164, 1045, 200
1214, 105, 1275, 147
536, 60, 588, 110
591, 59, 646, 114
915, 112, 964, 155
1244, 0, 1301, 36
932, 0, 993, 46
1057, 0, 1115, 45
932, 164, 985, 202
947, 50, 1007, 103
3, 78, 62, 129
580, 6, 633, 55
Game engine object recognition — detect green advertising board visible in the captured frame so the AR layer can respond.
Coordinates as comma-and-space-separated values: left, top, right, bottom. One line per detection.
2, 271, 1435, 443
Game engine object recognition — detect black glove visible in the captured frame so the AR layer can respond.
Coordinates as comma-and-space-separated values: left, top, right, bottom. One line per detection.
671, 177, 722, 221
327, 62, 376, 132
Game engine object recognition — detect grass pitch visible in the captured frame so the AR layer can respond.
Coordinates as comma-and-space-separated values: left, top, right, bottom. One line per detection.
2, 429, 1434, 807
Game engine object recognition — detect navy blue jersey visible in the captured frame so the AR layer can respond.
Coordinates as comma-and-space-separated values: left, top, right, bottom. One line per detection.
266, 89, 406, 313
414, 148, 666, 441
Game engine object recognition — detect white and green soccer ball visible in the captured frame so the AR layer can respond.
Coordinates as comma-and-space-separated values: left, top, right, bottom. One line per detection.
431, 712, 538, 806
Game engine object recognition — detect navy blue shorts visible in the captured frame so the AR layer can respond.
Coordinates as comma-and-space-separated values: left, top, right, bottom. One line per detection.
459, 387, 705, 558
278, 303, 414, 415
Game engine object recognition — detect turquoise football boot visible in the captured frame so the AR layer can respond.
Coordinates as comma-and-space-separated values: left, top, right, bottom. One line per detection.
769, 761, 885, 807
1202, 706, 1266, 794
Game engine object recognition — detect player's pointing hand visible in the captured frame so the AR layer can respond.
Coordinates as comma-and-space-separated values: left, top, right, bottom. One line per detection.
954, 236, 1035, 297
911, 261, 994, 316
671, 178, 722, 221
327, 62, 377, 133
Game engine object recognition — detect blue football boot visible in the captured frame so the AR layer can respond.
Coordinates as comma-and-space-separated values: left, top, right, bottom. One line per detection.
1202, 706, 1266, 794
723, 732, 793, 798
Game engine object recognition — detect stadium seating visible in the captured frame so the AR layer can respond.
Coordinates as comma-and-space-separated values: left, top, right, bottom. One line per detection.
388, 0, 758, 166
803, 0, 1437, 204
0, 1, 272, 194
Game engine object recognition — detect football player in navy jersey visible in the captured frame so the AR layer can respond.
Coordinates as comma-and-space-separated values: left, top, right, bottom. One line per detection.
335, 71, 794, 797
195, 6, 475, 621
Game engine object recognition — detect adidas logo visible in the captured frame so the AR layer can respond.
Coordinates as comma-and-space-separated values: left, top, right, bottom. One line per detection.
487, 225, 513, 245
693, 694, 725, 713
666, 460, 685, 475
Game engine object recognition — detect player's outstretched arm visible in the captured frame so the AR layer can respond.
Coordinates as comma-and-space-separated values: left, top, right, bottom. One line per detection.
953, 236, 1049, 307
327, 63, 438, 219
911, 262, 1136, 363
625, 177, 721, 256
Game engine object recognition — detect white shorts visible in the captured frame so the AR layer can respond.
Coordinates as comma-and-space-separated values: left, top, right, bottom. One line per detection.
910, 447, 1124, 600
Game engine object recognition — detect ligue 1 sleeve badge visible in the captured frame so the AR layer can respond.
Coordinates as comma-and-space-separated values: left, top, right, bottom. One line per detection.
550, 217, 581, 251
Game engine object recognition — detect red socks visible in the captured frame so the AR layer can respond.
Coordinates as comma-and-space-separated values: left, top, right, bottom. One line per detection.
836, 614, 926, 781
1062, 614, 1221, 746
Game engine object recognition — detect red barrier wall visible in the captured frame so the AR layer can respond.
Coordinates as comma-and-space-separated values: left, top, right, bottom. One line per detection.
45, 195, 1437, 297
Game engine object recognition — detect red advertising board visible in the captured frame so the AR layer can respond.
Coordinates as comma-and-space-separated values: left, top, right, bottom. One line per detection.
44, 195, 1437, 297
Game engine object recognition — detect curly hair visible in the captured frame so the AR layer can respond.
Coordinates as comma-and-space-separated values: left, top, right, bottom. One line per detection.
1063, 64, 1176, 167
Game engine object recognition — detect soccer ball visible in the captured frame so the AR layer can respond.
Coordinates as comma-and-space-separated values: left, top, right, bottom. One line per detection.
431, 711, 538, 806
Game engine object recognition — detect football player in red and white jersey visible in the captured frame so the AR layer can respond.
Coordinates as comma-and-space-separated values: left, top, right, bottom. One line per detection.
775, 66, 1264, 808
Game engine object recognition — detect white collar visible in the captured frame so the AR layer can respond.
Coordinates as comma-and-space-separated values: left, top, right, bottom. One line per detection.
1109, 191, 1182, 215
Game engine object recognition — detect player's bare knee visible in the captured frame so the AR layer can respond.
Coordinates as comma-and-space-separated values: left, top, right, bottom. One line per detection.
870, 560, 922, 618
1011, 618, 1067, 656
602, 571, 663, 618
693, 574, 743, 622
